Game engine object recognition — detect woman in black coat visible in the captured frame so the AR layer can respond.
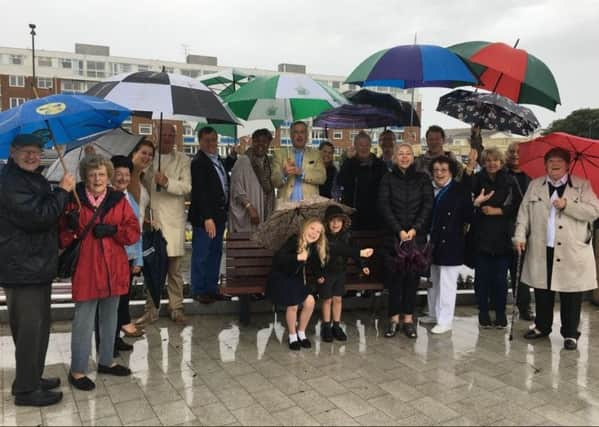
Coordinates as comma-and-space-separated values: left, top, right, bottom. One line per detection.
378, 143, 434, 338
466, 147, 520, 329
423, 156, 473, 334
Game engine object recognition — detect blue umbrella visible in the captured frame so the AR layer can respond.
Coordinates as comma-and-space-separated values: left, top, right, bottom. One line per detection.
0, 94, 130, 158
346, 44, 478, 88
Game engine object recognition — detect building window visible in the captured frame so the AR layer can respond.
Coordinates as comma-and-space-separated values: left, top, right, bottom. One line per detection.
332, 81, 341, 89
9, 75, 25, 87
138, 123, 153, 135
112, 63, 132, 75
183, 125, 193, 136
10, 55, 24, 65
59, 58, 72, 69
38, 57, 53, 67
333, 131, 342, 140
312, 129, 326, 140
10, 97, 26, 108
86, 61, 106, 78
137, 64, 150, 72
181, 69, 200, 78
61, 79, 86, 93
74, 60, 84, 76
37, 77, 53, 89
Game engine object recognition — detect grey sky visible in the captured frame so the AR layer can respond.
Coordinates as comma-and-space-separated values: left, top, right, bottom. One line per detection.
3, 0, 598, 132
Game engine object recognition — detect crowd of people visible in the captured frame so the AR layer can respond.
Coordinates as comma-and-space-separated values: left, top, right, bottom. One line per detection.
1, 121, 599, 407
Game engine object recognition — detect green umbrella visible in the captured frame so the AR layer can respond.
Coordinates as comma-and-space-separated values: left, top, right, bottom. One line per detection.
448, 40, 561, 111
224, 74, 347, 122
200, 69, 253, 98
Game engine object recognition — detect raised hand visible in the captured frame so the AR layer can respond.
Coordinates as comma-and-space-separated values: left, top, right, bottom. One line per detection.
474, 189, 495, 207
360, 248, 374, 258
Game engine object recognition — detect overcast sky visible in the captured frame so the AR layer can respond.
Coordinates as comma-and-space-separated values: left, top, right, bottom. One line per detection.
3, 0, 598, 132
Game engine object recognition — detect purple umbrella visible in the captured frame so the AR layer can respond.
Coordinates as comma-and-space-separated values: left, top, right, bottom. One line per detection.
313, 104, 411, 129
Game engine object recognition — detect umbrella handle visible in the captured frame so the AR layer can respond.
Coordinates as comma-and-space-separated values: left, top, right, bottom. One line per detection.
55, 145, 82, 210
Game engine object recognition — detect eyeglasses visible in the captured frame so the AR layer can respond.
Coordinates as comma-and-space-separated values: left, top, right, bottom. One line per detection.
432, 168, 449, 173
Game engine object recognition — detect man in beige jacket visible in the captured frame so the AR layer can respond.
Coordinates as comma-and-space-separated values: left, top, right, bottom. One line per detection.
271, 121, 326, 206
136, 123, 192, 325
514, 147, 599, 350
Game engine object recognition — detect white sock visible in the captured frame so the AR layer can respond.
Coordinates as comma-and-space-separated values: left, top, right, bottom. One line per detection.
289, 333, 298, 343
297, 330, 306, 340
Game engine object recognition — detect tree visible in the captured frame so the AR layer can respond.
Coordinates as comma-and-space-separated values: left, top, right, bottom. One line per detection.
545, 108, 599, 138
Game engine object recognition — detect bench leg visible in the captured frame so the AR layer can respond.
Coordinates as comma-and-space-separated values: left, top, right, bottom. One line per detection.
239, 295, 251, 325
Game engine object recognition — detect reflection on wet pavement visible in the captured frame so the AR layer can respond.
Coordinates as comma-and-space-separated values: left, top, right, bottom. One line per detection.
2, 304, 599, 425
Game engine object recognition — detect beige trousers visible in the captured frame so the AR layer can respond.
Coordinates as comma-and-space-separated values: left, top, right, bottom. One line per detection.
145, 256, 185, 313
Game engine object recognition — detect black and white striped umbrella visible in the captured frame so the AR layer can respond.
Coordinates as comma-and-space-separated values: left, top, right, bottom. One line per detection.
86, 71, 238, 124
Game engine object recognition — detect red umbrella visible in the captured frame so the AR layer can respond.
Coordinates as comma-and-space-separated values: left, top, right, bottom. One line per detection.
449, 41, 561, 111
519, 132, 599, 194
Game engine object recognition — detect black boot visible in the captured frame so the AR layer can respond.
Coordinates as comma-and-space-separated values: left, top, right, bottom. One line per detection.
332, 323, 347, 341
321, 323, 333, 343
478, 311, 492, 328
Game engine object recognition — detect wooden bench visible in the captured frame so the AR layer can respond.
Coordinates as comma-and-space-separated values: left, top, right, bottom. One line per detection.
221, 230, 395, 324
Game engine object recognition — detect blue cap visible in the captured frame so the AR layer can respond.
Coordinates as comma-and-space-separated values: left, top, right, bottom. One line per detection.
11, 133, 45, 149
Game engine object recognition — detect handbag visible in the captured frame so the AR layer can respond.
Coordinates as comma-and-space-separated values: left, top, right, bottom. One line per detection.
57, 205, 105, 279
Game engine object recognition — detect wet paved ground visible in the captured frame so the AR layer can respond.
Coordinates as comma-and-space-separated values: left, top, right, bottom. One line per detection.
2, 304, 599, 426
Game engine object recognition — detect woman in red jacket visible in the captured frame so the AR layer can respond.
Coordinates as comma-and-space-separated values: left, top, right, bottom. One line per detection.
59, 155, 140, 391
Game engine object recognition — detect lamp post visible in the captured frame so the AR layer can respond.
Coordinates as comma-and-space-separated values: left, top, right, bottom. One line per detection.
29, 23, 38, 97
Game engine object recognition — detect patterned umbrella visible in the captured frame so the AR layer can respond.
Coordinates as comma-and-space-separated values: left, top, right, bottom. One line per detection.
86, 71, 238, 123
252, 196, 354, 251
436, 89, 540, 136
345, 44, 477, 88
313, 104, 408, 129
448, 41, 561, 111
224, 74, 347, 122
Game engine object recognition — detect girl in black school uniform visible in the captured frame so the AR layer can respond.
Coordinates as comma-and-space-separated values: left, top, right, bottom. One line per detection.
320, 205, 374, 342
267, 218, 328, 351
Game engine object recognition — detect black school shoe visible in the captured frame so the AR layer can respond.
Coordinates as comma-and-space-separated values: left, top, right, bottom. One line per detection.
289, 339, 301, 351
300, 338, 312, 349
12, 377, 61, 396
564, 338, 578, 350
332, 324, 347, 341
68, 373, 96, 391
321, 323, 334, 343
14, 389, 63, 407
523, 328, 549, 339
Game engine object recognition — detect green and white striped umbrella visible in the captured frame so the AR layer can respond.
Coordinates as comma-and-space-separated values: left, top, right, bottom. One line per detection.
224, 74, 347, 122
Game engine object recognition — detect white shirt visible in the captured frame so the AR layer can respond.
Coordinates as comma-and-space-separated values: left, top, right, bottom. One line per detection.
433, 178, 452, 197
546, 174, 568, 248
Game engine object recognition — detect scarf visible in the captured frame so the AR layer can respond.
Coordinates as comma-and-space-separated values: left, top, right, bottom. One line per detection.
246, 147, 274, 209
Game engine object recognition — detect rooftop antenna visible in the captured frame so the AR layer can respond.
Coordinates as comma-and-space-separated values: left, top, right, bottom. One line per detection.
181, 44, 190, 60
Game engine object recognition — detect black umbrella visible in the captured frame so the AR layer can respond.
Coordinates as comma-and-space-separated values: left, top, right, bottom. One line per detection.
313, 104, 405, 129
142, 226, 169, 309
436, 89, 540, 136
344, 89, 420, 127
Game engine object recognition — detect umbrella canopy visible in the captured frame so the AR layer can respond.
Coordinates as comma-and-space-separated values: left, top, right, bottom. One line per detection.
344, 88, 421, 127
519, 132, 599, 194
314, 104, 412, 129
44, 128, 143, 182
224, 74, 347, 122
85, 71, 238, 123
142, 226, 169, 309
437, 89, 539, 136
252, 196, 354, 251
345, 44, 478, 88
448, 41, 561, 111
0, 94, 130, 158
200, 69, 254, 98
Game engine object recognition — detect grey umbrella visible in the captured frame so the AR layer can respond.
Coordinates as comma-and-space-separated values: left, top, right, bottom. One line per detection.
44, 128, 143, 182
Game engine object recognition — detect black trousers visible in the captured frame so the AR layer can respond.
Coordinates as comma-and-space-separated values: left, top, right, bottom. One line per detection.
510, 251, 532, 311
388, 271, 419, 317
5, 283, 52, 393
534, 247, 583, 338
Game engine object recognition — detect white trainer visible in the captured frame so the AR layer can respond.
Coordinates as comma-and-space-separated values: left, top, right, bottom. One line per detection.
431, 324, 452, 334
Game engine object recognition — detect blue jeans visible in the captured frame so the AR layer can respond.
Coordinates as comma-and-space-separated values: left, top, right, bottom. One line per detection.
474, 253, 510, 318
191, 224, 225, 296
71, 296, 119, 374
